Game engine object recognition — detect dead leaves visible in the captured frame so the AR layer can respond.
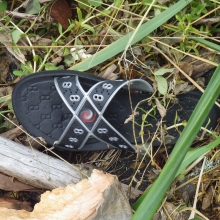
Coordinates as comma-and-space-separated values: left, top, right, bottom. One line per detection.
98, 64, 119, 80
0, 173, 40, 192
202, 186, 214, 210
0, 23, 26, 64
124, 111, 139, 124
155, 98, 166, 118
0, 198, 32, 212
181, 48, 220, 78
178, 61, 193, 77
49, 0, 72, 30
0, 126, 24, 140
174, 82, 195, 95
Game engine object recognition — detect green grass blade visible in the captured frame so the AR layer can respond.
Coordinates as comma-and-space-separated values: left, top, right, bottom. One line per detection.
70, 0, 193, 71
132, 65, 220, 219
0, 95, 11, 104
175, 136, 220, 178
192, 37, 220, 53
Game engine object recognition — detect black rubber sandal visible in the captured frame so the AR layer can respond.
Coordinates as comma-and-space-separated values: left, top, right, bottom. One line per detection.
12, 70, 219, 152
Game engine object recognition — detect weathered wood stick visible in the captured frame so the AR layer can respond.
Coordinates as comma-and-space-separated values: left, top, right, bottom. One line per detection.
0, 137, 88, 189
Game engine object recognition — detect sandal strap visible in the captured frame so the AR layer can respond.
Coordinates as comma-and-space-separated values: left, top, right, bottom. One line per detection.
54, 75, 153, 151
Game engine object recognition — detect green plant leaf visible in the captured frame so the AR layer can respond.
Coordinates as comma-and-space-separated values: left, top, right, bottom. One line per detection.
44, 63, 59, 70
25, 0, 41, 15
21, 62, 33, 74
64, 55, 75, 66
155, 75, 167, 95
0, 95, 11, 104
8, 102, 12, 110
175, 136, 220, 178
142, 0, 154, 3
11, 29, 22, 44
0, 0, 7, 12
66, 22, 75, 31
77, 7, 83, 23
101, 9, 111, 15
58, 23, 63, 36
33, 55, 39, 62
114, 0, 123, 7
13, 70, 24, 76
63, 48, 70, 56
81, 24, 95, 33
154, 68, 175, 76
78, 0, 89, 10
192, 36, 220, 53
88, 0, 102, 7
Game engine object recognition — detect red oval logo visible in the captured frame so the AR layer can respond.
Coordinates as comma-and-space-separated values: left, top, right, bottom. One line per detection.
81, 109, 96, 123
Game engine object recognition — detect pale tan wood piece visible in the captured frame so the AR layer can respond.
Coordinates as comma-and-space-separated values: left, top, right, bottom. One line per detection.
0, 170, 133, 220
